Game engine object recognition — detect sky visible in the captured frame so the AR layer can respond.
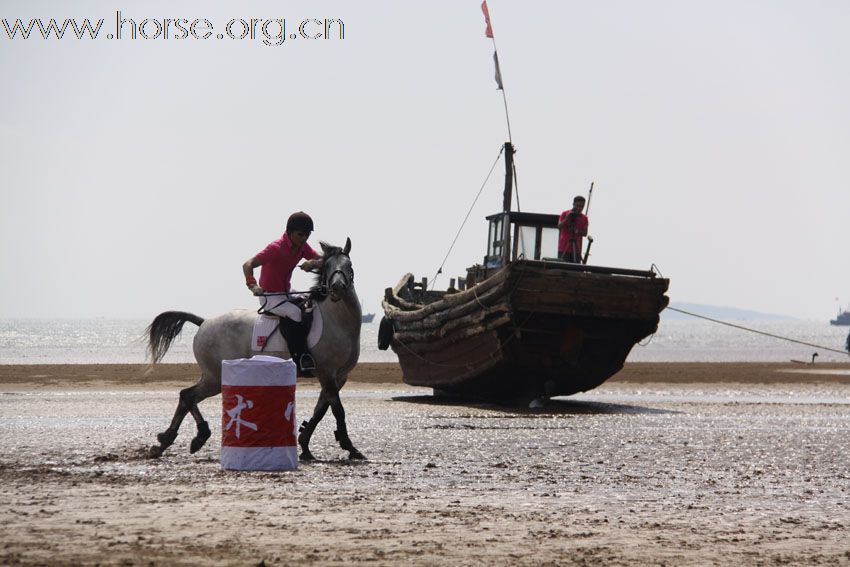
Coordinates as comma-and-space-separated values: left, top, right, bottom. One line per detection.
1, 0, 848, 321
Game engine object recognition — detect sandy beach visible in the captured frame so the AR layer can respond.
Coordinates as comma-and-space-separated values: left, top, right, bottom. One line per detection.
1, 362, 849, 565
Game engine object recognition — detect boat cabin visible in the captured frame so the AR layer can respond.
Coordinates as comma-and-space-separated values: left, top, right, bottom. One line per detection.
463, 211, 564, 287
483, 211, 560, 268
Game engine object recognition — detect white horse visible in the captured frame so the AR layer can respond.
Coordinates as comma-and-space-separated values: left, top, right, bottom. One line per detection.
145, 238, 363, 461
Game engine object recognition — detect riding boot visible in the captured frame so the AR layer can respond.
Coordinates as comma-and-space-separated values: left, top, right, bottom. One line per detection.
279, 318, 315, 376
300, 304, 315, 373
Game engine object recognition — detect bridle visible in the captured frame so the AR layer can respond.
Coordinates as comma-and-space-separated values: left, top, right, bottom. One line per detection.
318, 252, 354, 301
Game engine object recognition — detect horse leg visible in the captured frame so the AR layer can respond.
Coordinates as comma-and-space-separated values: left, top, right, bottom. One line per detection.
185, 378, 221, 454
328, 391, 365, 460
150, 383, 197, 458
298, 394, 331, 462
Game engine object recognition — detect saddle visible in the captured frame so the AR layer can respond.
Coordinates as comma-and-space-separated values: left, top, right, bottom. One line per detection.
253, 298, 316, 375
258, 293, 309, 314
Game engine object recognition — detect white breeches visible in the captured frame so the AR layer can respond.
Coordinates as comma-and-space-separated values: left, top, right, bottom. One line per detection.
258, 296, 302, 322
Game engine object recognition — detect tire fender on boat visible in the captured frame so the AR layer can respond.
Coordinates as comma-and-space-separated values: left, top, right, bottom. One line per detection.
378, 316, 394, 351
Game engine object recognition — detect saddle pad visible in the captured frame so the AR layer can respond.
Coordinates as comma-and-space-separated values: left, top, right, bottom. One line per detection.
251, 308, 323, 354
252, 315, 287, 353
306, 305, 323, 349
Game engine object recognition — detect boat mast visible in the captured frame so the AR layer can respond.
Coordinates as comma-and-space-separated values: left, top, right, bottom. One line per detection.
482, 2, 516, 267
501, 141, 514, 265
502, 142, 514, 212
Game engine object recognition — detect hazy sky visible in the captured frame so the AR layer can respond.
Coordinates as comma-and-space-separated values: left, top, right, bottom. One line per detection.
2, 0, 848, 320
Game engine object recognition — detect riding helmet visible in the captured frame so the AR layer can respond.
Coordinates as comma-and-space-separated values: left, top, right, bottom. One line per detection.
286, 211, 314, 233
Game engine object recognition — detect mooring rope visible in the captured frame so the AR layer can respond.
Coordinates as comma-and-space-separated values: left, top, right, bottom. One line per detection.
392, 299, 849, 369
665, 306, 848, 355
430, 145, 505, 290
394, 267, 533, 368
393, 310, 535, 369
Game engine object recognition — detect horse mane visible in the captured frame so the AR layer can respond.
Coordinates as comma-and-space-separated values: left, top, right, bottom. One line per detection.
308, 241, 344, 302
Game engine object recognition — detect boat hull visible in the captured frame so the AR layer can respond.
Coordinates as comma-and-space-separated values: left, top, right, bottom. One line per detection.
382, 261, 669, 401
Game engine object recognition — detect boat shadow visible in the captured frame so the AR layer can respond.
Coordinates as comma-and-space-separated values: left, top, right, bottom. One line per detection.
391, 394, 675, 416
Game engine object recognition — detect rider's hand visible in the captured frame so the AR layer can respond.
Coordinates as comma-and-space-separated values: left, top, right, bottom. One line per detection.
249, 284, 265, 296
300, 260, 317, 272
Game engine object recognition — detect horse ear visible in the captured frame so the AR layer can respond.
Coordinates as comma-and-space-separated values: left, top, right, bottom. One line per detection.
319, 241, 331, 255
344, 237, 351, 255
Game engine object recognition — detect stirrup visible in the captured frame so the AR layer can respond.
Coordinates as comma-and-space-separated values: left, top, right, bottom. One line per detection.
299, 353, 316, 373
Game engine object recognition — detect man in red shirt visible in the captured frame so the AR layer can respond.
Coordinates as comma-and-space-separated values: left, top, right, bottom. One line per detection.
558, 196, 589, 263
242, 211, 322, 372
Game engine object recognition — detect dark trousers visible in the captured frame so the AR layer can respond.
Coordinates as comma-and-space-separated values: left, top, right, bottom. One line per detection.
279, 318, 308, 365
560, 250, 581, 263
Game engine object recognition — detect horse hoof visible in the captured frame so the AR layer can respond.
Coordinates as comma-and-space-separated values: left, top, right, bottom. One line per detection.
299, 450, 315, 462
349, 450, 366, 460
189, 436, 209, 454
189, 421, 211, 454
189, 433, 210, 454
156, 431, 176, 448
147, 445, 164, 459
297, 430, 311, 447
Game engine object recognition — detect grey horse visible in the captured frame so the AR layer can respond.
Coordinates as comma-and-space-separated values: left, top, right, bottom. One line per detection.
145, 238, 363, 461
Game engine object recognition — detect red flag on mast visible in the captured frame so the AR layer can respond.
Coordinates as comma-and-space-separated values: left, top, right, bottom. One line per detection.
481, 1, 494, 38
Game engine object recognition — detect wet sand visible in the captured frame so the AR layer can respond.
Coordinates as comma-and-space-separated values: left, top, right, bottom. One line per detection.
1, 363, 849, 565
1, 361, 849, 389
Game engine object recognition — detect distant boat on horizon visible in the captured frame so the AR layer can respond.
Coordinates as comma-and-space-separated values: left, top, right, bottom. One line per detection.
831, 308, 850, 326
361, 313, 375, 324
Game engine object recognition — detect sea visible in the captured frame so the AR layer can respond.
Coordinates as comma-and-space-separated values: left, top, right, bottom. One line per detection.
0, 318, 848, 365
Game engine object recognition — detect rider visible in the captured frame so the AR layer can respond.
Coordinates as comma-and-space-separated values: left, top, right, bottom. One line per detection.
242, 211, 323, 372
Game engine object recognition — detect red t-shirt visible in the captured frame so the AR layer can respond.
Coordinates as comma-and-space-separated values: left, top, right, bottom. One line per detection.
558, 210, 589, 255
255, 233, 319, 292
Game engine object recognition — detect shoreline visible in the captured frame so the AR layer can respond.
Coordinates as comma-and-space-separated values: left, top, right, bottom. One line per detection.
1, 361, 849, 388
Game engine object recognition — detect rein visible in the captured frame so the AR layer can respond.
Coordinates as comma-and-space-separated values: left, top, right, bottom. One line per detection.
256, 253, 353, 306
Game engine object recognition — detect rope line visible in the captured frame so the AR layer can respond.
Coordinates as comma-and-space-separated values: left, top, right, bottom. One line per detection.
665, 306, 848, 355
395, 268, 531, 368
471, 281, 487, 309
393, 310, 535, 369
430, 146, 504, 290
393, 292, 849, 369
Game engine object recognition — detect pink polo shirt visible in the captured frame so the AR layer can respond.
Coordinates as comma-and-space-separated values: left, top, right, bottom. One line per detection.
558, 210, 589, 255
255, 233, 319, 293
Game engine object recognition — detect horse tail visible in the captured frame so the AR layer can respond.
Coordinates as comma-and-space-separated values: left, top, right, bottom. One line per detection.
146, 311, 205, 364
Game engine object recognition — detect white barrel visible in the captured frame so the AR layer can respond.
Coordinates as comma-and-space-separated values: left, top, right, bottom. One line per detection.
221, 355, 297, 471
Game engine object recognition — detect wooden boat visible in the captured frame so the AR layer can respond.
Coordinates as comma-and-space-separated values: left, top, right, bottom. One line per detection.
380, 142, 670, 402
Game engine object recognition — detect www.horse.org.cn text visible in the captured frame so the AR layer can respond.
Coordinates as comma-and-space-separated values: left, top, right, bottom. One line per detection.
1, 11, 346, 47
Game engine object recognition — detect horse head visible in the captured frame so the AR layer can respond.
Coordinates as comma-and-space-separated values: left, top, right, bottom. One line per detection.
315, 237, 354, 302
